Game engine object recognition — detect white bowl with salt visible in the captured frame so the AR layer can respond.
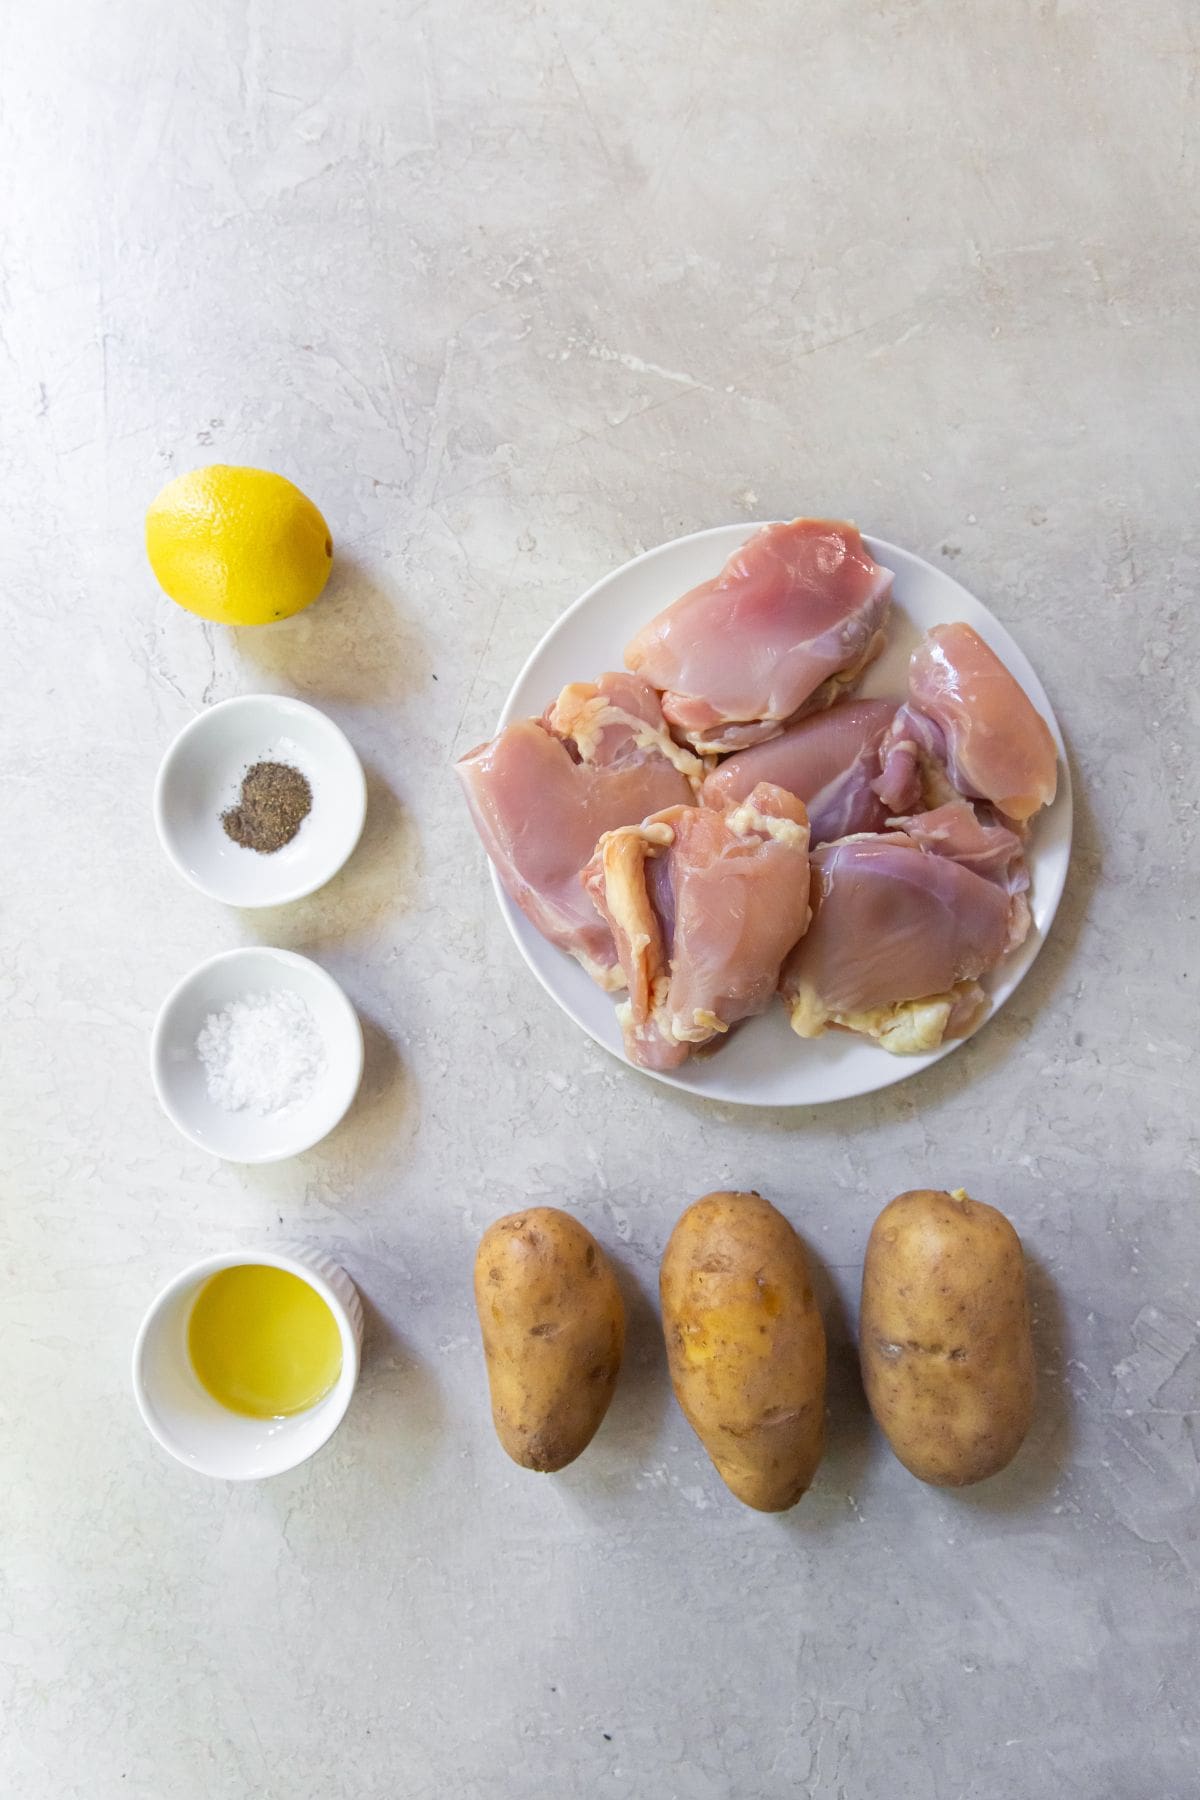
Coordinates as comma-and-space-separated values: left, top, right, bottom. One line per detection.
151, 947, 364, 1162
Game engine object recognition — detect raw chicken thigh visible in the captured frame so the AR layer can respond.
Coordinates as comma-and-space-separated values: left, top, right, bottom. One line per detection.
701, 698, 896, 845
779, 831, 1013, 1055
875, 623, 1058, 823
872, 704, 955, 815
624, 520, 894, 752
457, 673, 699, 988
889, 800, 1031, 952
583, 783, 812, 1070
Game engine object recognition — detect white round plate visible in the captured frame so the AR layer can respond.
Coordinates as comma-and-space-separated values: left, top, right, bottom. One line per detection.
491, 524, 1073, 1106
154, 694, 367, 908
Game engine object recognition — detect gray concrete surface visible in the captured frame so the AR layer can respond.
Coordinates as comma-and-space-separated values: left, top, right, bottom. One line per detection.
2, 1, 1198, 1795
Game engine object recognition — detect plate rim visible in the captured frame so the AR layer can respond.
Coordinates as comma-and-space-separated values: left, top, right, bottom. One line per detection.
488, 521, 1074, 1106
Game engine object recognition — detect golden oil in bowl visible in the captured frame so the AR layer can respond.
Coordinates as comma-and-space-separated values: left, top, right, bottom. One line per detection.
188, 1264, 342, 1419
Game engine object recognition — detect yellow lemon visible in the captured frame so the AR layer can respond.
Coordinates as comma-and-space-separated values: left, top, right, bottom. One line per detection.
146, 465, 333, 626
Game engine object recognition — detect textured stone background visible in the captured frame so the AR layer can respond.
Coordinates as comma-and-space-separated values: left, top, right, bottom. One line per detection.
2, 1, 1198, 1795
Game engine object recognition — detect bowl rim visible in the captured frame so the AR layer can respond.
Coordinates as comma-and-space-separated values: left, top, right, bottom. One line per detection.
149, 945, 365, 1164
152, 692, 368, 908
131, 1247, 361, 1480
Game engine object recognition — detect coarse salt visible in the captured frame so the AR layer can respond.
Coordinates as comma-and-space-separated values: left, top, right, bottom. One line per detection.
196, 989, 326, 1115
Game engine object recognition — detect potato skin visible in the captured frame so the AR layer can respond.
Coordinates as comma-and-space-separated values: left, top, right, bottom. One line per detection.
860, 1189, 1035, 1487
473, 1208, 625, 1472
660, 1191, 826, 1512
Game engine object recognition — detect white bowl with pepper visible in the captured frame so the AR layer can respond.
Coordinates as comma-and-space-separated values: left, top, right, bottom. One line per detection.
154, 694, 367, 907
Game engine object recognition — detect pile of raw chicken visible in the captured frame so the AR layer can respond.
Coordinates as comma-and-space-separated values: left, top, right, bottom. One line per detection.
458, 520, 1059, 1073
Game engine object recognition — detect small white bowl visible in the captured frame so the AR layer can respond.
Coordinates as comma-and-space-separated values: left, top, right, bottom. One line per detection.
132, 1246, 363, 1480
154, 694, 367, 907
151, 946, 364, 1162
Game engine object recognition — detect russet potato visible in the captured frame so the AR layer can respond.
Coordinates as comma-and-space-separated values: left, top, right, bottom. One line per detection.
473, 1207, 625, 1472
859, 1188, 1035, 1486
660, 1191, 827, 1511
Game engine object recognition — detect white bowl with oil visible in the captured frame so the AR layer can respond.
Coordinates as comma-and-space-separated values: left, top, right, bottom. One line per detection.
132, 1247, 363, 1480
154, 693, 367, 907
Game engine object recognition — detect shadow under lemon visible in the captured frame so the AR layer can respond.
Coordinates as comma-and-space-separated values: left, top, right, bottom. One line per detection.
231, 553, 430, 706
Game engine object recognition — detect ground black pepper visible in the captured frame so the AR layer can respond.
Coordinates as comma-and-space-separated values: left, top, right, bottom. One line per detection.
221, 761, 313, 854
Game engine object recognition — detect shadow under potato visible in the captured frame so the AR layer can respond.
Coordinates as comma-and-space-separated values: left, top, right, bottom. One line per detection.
591, 1258, 672, 1471
808, 1248, 876, 1506
670, 1226, 1066, 1523
947, 1250, 1073, 1515
760, 1239, 877, 1534
580, 1214, 877, 1523
463, 1207, 1066, 1519
814, 1243, 1070, 1515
